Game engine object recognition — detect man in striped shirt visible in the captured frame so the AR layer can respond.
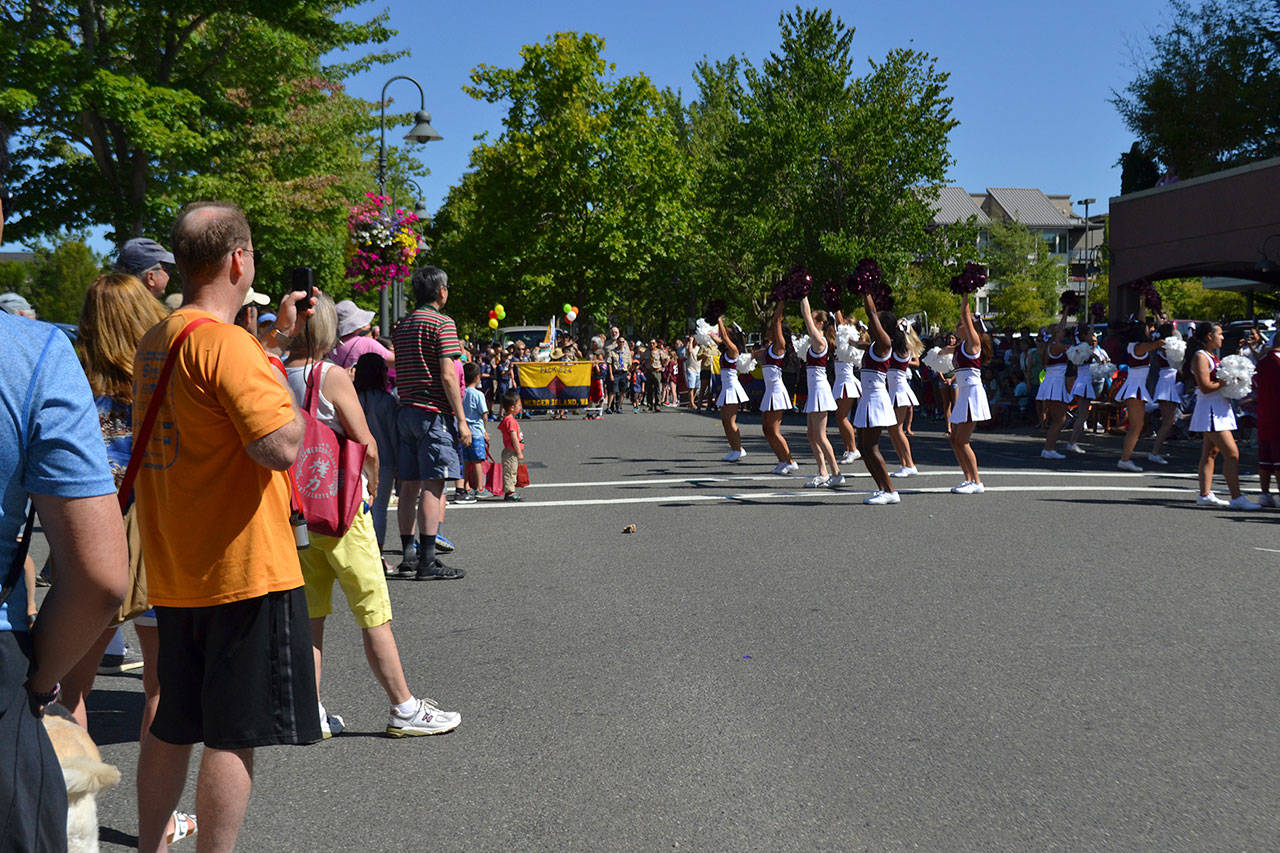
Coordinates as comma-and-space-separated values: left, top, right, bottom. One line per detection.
392, 266, 470, 580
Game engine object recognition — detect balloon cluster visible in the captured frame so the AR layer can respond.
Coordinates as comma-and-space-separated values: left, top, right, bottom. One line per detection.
770, 265, 813, 302
948, 262, 987, 295
821, 279, 842, 313
845, 258, 893, 311
702, 298, 727, 323
562, 303, 581, 323
1059, 290, 1081, 316
487, 303, 506, 329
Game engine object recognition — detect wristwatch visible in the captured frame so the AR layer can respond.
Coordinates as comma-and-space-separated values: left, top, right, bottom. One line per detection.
270, 327, 294, 346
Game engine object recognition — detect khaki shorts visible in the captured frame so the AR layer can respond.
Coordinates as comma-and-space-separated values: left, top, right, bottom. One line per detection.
298, 505, 393, 629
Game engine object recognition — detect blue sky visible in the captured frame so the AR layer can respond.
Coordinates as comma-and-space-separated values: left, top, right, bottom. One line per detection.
341, 0, 1174, 218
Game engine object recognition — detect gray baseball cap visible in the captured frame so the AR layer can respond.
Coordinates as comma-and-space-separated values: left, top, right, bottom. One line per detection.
0, 292, 33, 314
116, 238, 175, 275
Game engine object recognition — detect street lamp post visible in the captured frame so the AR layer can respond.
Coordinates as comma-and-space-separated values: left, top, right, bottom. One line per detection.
391, 178, 429, 322
376, 75, 441, 337
1078, 197, 1096, 324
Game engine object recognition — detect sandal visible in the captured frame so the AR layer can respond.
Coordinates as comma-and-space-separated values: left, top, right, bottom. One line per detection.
167, 811, 197, 846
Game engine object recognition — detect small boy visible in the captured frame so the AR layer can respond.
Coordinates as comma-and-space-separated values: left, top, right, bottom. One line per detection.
499, 390, 526, 502
460, 361, 487, 503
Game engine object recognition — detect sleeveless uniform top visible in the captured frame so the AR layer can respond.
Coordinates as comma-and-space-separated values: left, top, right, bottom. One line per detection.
764, 346, 787, 368
862, 344, 890, 374
806, 346, 829, 368
889, 352, 912, 371
1126, 342, 1150, 366
954, 342, 982, 372
1152, 349, 1170, 369
1045, 348, 1068, 366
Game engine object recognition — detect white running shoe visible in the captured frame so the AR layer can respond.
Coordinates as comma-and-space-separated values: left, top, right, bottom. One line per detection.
318, 702, 345, 739
736, 449, 747, 461
1147, 453, 1168, 465
826, 473, 845, 487
385, 697, 462, 737
953, 481, 985, 495
803, 475, 829, 488
770, 461, 789, 475
1196, 492, 1229, 507
721, 449, 743, 462
839, 450, 861, 464
1260, 493, 1277, 507
863, 490, 900, 505
1229, 495, 1260, 511
1064, 443, 1086, 455
1040, 449, 1066, 460
781, 461, 800, 474
890, 465, 918, 478
950, 481, 972, 494
1116, 459, 1143, 472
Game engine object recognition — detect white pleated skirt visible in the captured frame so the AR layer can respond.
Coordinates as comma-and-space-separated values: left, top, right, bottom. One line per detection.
1190, 390, 1236, 432
1069, 367, 1094, 399
950, 368, 991, 424
759, 365, 791, 412
1117, 366, 1153, 403
833, 360, 861, 400
887, 368, 919, 407
804, 366, 836, 413
853, 372, 897, 428
717, 369, 750, 406
1153, 368, 1179, 403
1035, 363, 1072, 403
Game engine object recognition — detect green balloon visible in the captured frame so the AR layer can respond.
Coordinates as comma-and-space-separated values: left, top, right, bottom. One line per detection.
562, 303, 572, 314
496, 309, 506, 320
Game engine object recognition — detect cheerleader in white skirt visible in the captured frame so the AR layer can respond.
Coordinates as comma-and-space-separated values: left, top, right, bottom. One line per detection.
832, 312, 863, 465
943, 294, 992, 494
1147, 322, 1182, 465
854, 292, 901, 504
1065, 327, 1108, 454
798, 296, 841, 488
715, 315, 752, 462
1038, 322, 1074, 459
759, 301, 799, 475
887, 321, 923, 477
1115, 323, 1165, 472
1184, 322, 1257, 509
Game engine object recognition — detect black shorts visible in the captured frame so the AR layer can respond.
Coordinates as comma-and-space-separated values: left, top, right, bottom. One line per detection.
152, 587, 321, 749
0, 631, 66, 851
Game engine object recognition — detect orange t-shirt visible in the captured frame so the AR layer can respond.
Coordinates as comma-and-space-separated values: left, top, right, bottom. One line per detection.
133, 309, 301, 607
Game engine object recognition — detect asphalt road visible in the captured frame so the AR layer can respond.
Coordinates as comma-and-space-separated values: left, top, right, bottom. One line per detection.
45, 406, 1278, 851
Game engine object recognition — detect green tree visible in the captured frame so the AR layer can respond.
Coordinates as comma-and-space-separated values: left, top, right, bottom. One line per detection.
982, 219, 1065, 330
27, 239, 103, 323
1112, 0, 1280, 180
0, 0, 399, 246
1154, 277, 1248, 320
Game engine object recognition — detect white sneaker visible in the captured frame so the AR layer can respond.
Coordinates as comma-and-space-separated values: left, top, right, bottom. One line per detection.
1117, 459, 1143, 472
736, 449, 747, 461
1229, 495, 1260, 511
950, 481, 972, 494
953, 481, 985, 495
385, 697, 462, 737
1147, 453, 1168, 465
1040, 449, 1066, 460
1064, 443, 1086, 455
781, 461, 800, 474
770, 461, 789, 475
1260, 493, 1277, 508
863, 490, 900, 505
890, 466, 918, 478
840, 450, 861, 464
721, 449, 742, 462
318, 702, 345, 739
1196, 492, 1229, 507
803, 475, 829, 488
826, 473, 845, 487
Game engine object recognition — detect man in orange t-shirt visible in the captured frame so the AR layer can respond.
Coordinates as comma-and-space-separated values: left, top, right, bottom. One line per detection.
132, 201, 317, 853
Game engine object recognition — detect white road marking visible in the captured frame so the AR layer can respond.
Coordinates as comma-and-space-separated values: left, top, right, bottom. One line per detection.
1253, 547, 1280, 554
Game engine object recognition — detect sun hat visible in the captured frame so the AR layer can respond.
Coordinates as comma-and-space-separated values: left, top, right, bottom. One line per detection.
336, 299, 375, 337
241, 287, 270, 307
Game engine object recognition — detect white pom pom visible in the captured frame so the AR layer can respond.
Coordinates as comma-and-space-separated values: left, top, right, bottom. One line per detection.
1090, 362, 1114, 383
694, 318, 715, 348
735, 353, 757, 373
835, 324, 862, 363
1162, 336, 1186, 370
1217, 354, 1256, 399
921, 346, 954, 375
1067, 341, 1093, 365
792, 334, 811, 358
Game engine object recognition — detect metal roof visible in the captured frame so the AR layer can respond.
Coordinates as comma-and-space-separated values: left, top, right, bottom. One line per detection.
985, 188, 1071, 229
930, 186, 990, 225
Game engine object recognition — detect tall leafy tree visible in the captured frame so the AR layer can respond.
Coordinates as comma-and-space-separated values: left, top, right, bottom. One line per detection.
982, 219, 1065, 329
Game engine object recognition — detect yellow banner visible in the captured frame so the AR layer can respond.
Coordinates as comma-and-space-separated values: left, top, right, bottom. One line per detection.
516, 361, 594, 409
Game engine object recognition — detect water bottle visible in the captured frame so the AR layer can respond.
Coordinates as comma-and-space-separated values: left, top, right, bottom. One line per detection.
290, 510, 309, 550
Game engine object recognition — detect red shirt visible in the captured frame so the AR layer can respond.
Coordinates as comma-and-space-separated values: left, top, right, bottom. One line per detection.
500, 414, 524, 452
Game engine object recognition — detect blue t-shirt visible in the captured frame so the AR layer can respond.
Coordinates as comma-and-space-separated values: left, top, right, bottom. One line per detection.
462, 387, 487, 438
0, 314, 116, 632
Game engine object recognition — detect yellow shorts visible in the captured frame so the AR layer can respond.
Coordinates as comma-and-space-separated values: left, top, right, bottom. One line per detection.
298, 505, 392, 629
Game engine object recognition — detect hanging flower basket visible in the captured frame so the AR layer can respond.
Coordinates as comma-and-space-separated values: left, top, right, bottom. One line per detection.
345, 192, 425, 293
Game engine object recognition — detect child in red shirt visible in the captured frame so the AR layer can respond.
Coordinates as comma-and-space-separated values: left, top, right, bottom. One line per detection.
499, 390, 526, 502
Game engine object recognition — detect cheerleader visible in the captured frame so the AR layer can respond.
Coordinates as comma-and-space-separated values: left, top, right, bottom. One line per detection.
715, 315, 752, 462
798, 295, 842, 487
1063, 328, 1108, 453
854, 292, 901, 505
1184, 322, 1257, 509
943, 293, 992, 494
1146, 322, 1181, 464
1115, 322, 1165, 472
1037, 321, 1074, 459
832, 312, 863, 465
759, 301, 799, 475
886, 320, 923, 477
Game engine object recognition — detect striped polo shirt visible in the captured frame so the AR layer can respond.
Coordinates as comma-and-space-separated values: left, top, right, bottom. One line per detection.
393, 306, 463, 412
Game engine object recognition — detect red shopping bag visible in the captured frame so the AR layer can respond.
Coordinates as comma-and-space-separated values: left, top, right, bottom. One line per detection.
481, 448, 504, 495
516, 463, 530, 488
292, 363, 367, 537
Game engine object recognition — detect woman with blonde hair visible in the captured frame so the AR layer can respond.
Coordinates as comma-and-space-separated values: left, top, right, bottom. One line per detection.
61, 272, 198, 845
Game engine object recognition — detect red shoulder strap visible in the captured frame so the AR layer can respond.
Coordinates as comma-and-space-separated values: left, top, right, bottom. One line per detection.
117, 317, 215, 510
303, 362, 325, 415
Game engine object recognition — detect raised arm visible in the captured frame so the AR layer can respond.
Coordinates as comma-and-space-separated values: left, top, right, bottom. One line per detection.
957, 295, 980, 351
799, 296, 823, 351
717, 317, 739, 359
864, 293, 892, 354
768, 301, 786, 350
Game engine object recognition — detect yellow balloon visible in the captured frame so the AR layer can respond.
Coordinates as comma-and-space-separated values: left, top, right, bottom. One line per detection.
488, 318, 499, 329
494, 303, 504, 313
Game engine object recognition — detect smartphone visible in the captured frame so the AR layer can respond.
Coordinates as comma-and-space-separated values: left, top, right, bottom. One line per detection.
291, 266, 315, 302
